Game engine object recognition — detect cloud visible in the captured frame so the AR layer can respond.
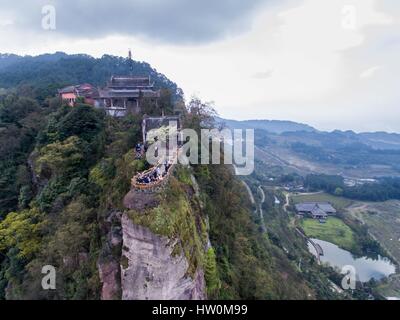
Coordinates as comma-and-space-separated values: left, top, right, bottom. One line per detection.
0, 0, 279, 44
0, 0, 399, 132
252, 70, 274, 79
359, 66, 382, 79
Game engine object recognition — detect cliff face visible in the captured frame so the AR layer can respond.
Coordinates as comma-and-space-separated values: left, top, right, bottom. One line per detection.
98, 259, 121, 300
98, 167, 209, 300
120, 214, 206, 300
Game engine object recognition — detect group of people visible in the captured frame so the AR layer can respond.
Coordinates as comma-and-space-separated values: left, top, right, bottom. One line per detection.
136, 159, 172, 185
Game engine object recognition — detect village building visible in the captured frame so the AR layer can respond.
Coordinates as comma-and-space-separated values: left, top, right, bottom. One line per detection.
58, 83, 99, 107
97, 76, 160, 117
295, 202, 336, 219
310, 207, 328, 220
315, 202, 337, 214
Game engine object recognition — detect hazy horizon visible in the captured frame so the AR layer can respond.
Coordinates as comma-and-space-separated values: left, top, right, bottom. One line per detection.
1, 0, 399, 132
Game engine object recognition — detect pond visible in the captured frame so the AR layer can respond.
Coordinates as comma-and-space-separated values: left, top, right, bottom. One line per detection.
308, 238, 396, 282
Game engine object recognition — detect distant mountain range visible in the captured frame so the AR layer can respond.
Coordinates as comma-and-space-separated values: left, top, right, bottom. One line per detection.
216, 117, 316, 134
358, 132, 400, 150
217, 117, 400, 150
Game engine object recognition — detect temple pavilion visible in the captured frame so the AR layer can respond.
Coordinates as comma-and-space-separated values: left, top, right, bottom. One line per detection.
97, 75, 160, 117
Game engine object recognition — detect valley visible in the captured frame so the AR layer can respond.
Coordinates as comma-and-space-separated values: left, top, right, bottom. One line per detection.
256, 141, 400, 179
236, 118, 400, 299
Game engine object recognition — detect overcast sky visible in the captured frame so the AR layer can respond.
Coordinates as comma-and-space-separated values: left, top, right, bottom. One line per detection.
0, 0, 399, 132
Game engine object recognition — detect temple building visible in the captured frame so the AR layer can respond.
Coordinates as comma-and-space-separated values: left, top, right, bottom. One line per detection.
295, 202, 336, 220
58, 75, 161, 117
97, 76, 160, 117
58, 83, 99, 107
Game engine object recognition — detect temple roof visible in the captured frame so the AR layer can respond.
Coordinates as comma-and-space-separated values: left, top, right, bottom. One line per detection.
311, 207, 328, 217
317, 203, 336, 213
58, 86, 76, 94
295, 202, 337, 214
98, 88, 159, 99
58, 84, 99, 98
75, 83, 99, 98
58, 75, 159, 101
108, 76, 153, 88
295, 203, 317, 212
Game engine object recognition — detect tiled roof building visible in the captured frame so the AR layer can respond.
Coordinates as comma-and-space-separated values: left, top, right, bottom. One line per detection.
295, 202, 337, 219
58, 75, 161, 117
58, 83, 99, 107
98, 76, 160, 117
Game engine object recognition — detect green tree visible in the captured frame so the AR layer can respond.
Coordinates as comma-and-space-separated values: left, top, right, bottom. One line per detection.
204, 248, 221, 298
334, 187, 344, 196
36, 136, 85, 178
0, 208, 45, 259
18, 185, 32, 210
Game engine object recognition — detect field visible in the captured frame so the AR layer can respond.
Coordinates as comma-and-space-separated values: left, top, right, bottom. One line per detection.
347, 200, 400, 265
376, 274, 400, 299
292, 192, 353, 211
256, 134, 400, 179
300, 217, 356, 251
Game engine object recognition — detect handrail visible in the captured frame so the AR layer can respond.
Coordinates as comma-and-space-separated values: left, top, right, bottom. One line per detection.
131, 165, 175, 190
131, 149, 180, 191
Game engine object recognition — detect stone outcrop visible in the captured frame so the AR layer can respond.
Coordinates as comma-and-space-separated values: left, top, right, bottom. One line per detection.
98, 211, 123, 300
98, 260, 121, 300
120, 213, 206, 300
123, 189, 160, 211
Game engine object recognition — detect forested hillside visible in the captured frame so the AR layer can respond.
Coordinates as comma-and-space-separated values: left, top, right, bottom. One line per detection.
0, 53, 339, 300
0, 52, 182, 102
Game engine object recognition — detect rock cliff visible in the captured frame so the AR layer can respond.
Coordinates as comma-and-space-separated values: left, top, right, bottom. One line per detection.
99, 168, 208, 300
120, 214, 206, 300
